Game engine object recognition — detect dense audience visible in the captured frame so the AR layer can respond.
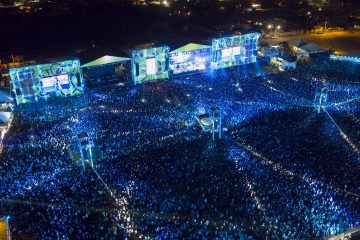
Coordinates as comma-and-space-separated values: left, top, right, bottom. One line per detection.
0, 60, 359, 239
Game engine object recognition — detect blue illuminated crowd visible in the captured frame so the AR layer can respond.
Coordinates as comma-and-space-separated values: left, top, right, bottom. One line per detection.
0, 60, 359, 239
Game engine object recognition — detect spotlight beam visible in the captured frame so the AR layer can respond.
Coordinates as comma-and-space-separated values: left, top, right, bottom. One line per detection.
322, 107, 360, 155
90, 164, 121, 202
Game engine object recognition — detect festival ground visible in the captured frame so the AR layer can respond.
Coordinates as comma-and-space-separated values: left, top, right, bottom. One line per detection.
0, 60, 359, 239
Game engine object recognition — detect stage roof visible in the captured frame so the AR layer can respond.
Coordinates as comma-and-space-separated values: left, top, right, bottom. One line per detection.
81, 55, 130, 68
299, 43, 326, 53
170, 43, 211, 54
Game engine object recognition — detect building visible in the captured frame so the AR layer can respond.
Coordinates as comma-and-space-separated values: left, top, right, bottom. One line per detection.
270, 55, 297, 71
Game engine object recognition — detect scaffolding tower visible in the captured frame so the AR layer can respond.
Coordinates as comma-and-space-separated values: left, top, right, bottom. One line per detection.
314, 87, 328, 113
210, 106, 222, 140
77, 132, 94, 170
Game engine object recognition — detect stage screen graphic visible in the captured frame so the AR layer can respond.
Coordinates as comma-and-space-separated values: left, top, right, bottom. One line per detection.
211, 33, 260, 70
146, 58, 156, 75
9, 59, 83, 105
169, 43, 211, 75
40, 74, 70, 94
131, 46, 170, 84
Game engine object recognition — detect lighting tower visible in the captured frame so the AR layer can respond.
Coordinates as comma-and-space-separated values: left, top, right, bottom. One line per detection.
314, 87, 328, 113
77, 132, 94, 170
210, 106, 222, 140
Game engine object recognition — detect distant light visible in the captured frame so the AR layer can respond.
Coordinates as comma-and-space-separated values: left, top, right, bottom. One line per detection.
277, 25, 281, 29
268, 24, 272, 29
163, 0, 169, 7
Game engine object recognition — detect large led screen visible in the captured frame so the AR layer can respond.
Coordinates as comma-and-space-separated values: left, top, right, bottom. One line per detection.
146, 58, 156, 75
131, 46, 170, 85
9, 59, 83, 105
169, 48, 211, 75
211, 33, 260, 70
40, 74, 70, 94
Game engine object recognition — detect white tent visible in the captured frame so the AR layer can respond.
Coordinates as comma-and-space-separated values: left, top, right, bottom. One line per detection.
299, 43, 326, 54
0, 89, 12, 103
0, 112, 11, 129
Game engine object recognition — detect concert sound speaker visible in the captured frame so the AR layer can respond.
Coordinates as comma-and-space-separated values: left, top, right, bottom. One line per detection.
135, 63, 139, 77
11, 92, 18, 106
76, 73, 82, 86
165, 57, 169, 71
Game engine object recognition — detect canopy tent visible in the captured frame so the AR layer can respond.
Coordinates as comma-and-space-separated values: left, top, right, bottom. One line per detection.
170, 43, 211, 54
0, 90, 12, 104
81, 55, 131, 68
288, 39, 308, 48
0, 112, 11, 128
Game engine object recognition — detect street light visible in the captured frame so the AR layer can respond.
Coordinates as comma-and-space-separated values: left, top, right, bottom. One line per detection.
163, 0, 169, 7
268, 24, 273, 29
277, 25, 281, 30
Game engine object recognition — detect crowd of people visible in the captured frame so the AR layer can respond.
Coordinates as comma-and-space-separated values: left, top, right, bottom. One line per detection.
0, 59, 359, 239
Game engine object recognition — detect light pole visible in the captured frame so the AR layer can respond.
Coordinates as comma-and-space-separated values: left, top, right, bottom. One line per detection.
268, 24, 273, 37
275, 25, 281, 37
6, 216, 10, 240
